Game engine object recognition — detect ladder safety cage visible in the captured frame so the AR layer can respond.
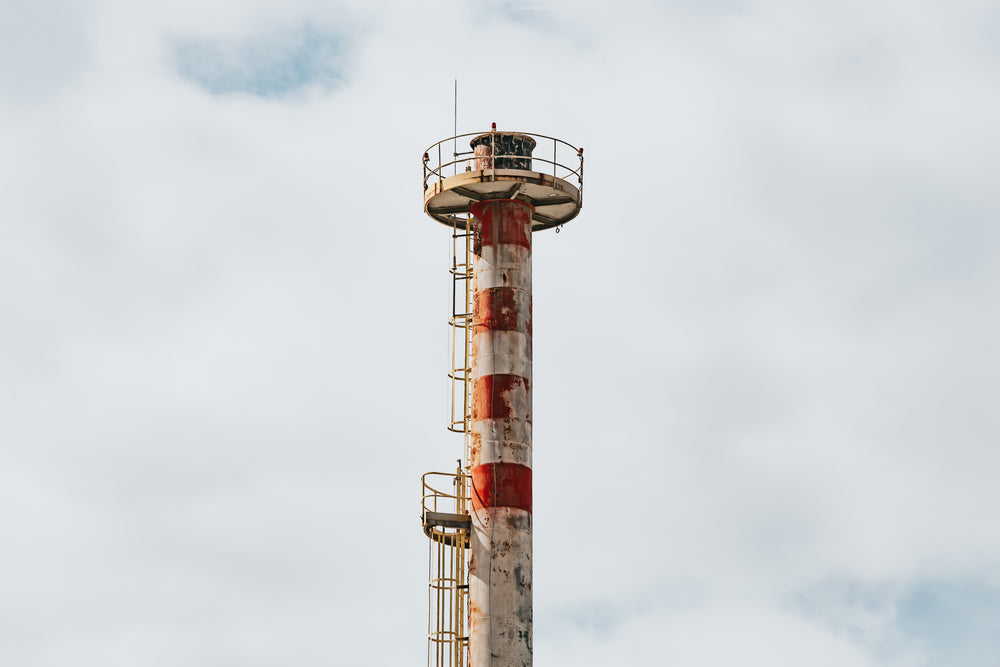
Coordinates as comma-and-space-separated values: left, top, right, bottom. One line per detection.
421, 469, 471, 667
447, 216, 474, 452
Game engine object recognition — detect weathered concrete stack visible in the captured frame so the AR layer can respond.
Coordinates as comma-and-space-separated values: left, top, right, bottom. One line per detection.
468, 197, 535, 664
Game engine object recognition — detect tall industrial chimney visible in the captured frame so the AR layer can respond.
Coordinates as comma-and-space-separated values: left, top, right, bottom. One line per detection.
420, 126, 583, 667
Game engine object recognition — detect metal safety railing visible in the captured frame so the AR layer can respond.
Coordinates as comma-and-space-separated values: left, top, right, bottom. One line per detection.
422, 468, 471, 667
422, 128, 584, 196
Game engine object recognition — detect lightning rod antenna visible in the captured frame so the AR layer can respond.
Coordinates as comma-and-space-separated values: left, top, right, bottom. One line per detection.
453, 79, 458, 176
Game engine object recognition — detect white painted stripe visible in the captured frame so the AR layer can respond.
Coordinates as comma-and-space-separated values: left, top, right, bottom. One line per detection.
475, 244, 531, 271
471, 331, 532, 380
471, 418, 532, 452
474, 267, 532, 291
471, 424, 531, 467
468, 506, 532, 666
472, 246, 532, 291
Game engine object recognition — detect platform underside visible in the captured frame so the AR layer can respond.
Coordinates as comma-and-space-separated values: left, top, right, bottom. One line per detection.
424, 169, 581, 231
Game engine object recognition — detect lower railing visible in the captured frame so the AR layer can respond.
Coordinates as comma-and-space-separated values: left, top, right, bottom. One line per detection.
422, 469, 471, 667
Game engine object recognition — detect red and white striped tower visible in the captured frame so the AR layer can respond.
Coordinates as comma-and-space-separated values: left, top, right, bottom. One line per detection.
468, 198, 535, 664
422, 127, 583, 667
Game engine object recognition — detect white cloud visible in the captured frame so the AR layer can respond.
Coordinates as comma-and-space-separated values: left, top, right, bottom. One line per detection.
1, 0, 998, 665
173, 24, 351, 97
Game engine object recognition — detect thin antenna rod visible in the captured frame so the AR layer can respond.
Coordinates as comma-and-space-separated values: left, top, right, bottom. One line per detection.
453, 79, 458, 176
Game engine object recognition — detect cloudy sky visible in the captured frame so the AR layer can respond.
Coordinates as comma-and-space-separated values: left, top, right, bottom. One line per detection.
2, 0, 998, 665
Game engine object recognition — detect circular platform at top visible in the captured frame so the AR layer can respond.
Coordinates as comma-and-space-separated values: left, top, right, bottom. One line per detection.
422, 130, 584, 232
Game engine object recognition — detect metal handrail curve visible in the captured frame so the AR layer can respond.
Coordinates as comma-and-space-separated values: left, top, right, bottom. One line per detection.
421, 471, 471, 547
422, 471, 470, 515
422, 129, 584, 194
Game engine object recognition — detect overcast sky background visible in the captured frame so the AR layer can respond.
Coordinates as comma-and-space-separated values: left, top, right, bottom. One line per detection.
1, 0, 998, 665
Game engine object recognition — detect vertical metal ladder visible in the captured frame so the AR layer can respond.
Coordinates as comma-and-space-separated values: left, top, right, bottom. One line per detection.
448, 216, 473, 454
422, 467, 470, 667
421, 215, 473, 667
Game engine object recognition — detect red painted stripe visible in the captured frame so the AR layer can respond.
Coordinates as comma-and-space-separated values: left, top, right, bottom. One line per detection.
472, 374, 530, 421
473, 287, 532, 335
471, 200, 533, 250
471, 462, 532, 512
